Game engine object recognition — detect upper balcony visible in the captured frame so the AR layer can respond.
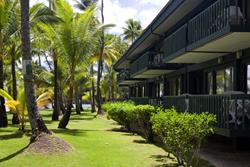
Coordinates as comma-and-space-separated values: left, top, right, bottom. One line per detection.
117, 70, 143, 86
130, 51, 181, 79
163, 24, 187, 62
163, 0, 250, 64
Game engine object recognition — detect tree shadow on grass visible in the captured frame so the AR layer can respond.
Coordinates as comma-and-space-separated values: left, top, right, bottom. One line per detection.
0, 131, 24, 140
150, 154, 179, 167
51, 129, 86, 136
50, 128, 102, 136
0, 145, 28, 163
0, 129, 16, 133
133, 139, 149, 144
69, 116, 96, 121
107, 127, 129, 133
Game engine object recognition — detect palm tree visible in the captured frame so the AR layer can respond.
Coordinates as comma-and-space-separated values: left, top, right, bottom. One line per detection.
20, 0, 50, 135
96, 0, 104, 114
43, 0, 96, 128
74, 0, 97, 11
122, 19, 142, 43
0, 0, 18, 127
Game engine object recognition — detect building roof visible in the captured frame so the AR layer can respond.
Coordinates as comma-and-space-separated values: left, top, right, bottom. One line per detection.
114, 0, 204, 70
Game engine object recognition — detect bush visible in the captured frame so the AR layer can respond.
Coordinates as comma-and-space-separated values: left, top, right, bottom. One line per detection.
135, 105, 160, 142
151, 108, 216, 167
103, 101, 136, 129
103, 102, 160, 139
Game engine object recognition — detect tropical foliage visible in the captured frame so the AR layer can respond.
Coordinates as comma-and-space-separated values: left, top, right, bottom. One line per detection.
0, 0, 129, 132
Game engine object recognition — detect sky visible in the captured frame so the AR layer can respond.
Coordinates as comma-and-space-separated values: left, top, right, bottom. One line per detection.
30, 0, 169, 34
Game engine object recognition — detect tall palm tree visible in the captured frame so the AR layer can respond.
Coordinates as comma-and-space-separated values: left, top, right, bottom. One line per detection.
96, 0, 104, 114
1, 0, 20, 125
74, 0, 98, 113
0, 0, 17, 127
122, 19, 142, 43
20, 0, 50, 135
43, 0, 96, 128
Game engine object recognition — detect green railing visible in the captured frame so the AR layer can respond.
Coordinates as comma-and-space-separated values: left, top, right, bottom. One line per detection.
163, 0, 245, 59
163, 95, 187, 112
130, 97, 163, 106
130, 52, 167, 76
163, 24, 187, 60
131, 52, 150, 75
130, 97, 150, 105
188, 0, 243, 45
117, 70, 131, 84
163, 94, 250, 131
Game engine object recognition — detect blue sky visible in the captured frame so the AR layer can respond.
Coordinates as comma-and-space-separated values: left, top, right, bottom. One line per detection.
31, 0, 169, 34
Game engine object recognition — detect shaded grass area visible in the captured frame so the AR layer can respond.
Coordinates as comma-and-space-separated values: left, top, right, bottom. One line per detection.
0, 110, 214, 167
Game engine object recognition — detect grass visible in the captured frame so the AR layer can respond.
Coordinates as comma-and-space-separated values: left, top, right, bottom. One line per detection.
0, 110, 214, 167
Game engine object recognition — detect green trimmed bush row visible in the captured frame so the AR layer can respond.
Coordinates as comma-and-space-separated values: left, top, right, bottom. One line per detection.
103, 102, 216, 166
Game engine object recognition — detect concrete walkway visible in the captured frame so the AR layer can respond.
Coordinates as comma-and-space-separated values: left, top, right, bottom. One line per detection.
199, 136, 250, 167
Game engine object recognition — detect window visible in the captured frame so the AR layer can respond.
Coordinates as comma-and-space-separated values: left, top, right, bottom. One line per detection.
216, 67, 233, 94
247, 65, 250, 94
207, 72, 213, 95
142, 86, 145, 97
159, 82, 164, 97
169, 77, 181, 96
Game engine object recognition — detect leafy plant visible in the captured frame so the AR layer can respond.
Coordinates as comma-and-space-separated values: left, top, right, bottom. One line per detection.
135, 105, 158, 142
151, 108, 216, 167
0, 89, 52, 130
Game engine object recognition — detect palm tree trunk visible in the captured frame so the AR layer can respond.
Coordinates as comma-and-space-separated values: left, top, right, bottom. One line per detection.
20, 0, 50, 135
52, 50, 59, 121
0, 56, 7, 127
108, 79, 111, 101
91, 65, 96, 113
58, 73, 74, 128
111, 81, 115, 101
79, 92, 84, 111
75, 85, 81, 115
97, 0, 104, 115
10, 45, 19, 124
59, 83, 66, 114
38, 53, 41, 67
0, 32, 8, 128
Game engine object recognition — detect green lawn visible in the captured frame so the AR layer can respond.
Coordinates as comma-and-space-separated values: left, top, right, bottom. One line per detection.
0, 110, 175, 167
0, 110, 214, 167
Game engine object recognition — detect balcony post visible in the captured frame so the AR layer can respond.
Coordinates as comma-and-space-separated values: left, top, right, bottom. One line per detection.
234, 58, 247, 92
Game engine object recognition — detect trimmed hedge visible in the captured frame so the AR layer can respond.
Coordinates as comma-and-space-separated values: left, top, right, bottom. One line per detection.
151, 108, 216, 166
103, 101, 157, 141
103, 102, 216, 166
103, 101, 136, 129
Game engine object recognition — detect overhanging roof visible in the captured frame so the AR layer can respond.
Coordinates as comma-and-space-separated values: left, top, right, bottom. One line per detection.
114, 0, 204, 70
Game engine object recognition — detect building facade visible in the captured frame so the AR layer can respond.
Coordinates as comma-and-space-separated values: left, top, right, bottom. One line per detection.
115, 0, 250, 137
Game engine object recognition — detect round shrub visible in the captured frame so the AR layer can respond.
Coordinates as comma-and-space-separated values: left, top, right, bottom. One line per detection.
151, 108, 216, 166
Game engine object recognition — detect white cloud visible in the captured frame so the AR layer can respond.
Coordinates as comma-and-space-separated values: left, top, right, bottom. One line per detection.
103, 0, 169, 34
30, 0, 169, 34
137, 0, 168, 7
103, 0, 138, 34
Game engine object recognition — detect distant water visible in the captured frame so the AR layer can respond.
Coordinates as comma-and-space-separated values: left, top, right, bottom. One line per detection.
6, 103, 92, 112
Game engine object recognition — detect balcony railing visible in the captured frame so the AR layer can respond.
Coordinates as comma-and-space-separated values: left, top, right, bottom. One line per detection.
130, 97, 162, 106
188, 0, 244, 45
130, 97, 150, 105
163, 24, 187, 60
131, 53, 149, 75
163, 94, 250, 135
117, 70, 131, 84
131, 52, 166, 76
